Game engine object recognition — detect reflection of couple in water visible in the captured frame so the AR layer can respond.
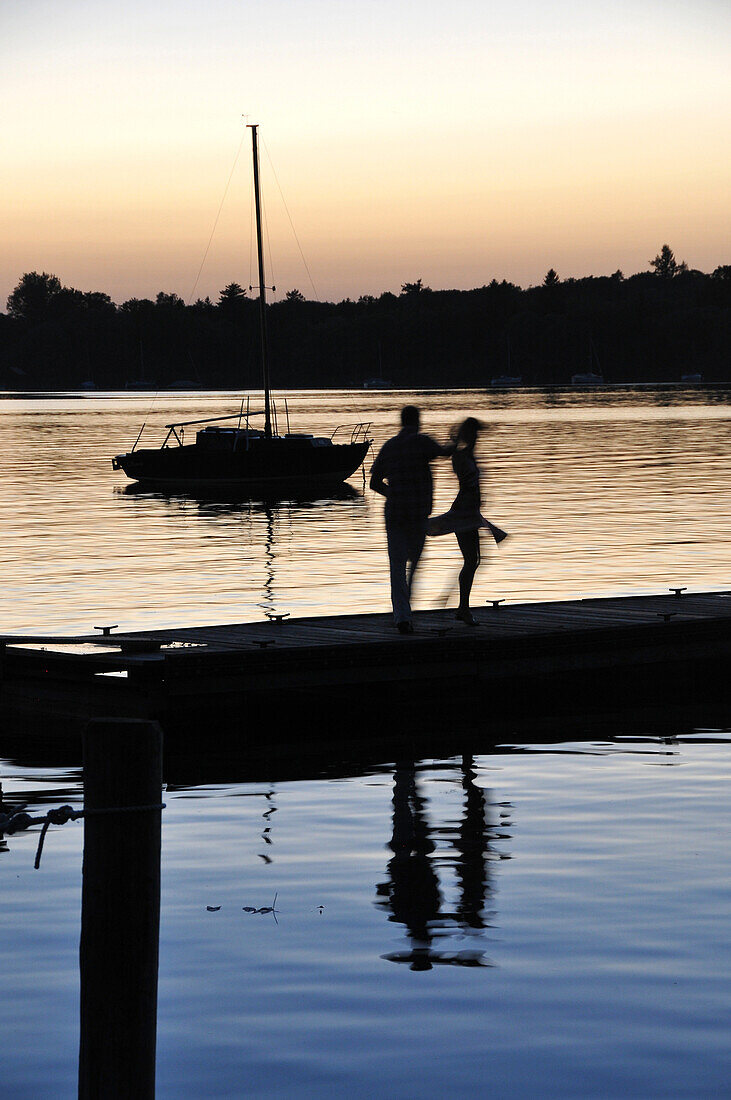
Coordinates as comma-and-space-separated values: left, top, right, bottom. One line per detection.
375, 756, 494, 969
370, 405, 507, 633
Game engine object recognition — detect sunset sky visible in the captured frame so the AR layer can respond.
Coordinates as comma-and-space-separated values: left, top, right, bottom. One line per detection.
2, 0, 730, 306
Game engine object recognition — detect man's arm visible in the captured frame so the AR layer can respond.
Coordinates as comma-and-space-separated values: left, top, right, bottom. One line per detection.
423, 435, 455, 459
369, 452, 388, 497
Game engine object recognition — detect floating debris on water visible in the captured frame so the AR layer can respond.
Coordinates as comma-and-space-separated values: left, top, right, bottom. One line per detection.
242, 894, 279, 922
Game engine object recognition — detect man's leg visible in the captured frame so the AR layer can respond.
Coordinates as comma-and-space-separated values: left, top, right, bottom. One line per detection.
405, 525, 427, 604
386, 522, 412, 625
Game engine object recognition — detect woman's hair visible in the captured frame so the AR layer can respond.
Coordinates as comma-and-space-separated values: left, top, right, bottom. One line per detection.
450, 416, 481, 445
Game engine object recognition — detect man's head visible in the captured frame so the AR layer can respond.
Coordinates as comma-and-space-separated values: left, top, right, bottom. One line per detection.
401, 405, 420, 430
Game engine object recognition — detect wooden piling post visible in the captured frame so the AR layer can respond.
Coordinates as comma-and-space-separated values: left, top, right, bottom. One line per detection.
78, 718, 163, 1100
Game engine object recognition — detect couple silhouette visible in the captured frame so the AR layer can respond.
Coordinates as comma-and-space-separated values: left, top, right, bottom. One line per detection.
370, 406, 507, 634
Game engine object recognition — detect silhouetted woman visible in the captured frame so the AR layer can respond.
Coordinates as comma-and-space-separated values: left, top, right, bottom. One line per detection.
428, 417, 505, 625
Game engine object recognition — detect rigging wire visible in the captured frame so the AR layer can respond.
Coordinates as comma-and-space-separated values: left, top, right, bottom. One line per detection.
261, 138, 320, 302
249, 160, 255, 294
262, 189, 277, 299
256, 135, 322, 426
262, 138, 363, 434
132, 125, 248, 448
187, 126, 248, 306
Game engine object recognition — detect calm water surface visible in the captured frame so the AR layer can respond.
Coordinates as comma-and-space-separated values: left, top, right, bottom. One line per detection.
1, 389, 729, 1096
0, 387, 729, 633
1, 732, 730, 1097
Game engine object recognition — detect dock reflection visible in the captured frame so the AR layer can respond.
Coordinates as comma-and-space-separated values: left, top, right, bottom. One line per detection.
376, 755, 502, 969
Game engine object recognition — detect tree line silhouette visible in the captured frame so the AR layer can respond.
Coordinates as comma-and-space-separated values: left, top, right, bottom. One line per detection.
1, 246, 730, 390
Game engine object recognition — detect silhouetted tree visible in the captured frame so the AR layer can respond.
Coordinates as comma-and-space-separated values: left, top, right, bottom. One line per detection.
649, 244, 687, 278
81, 291, 116, 315
192, 296, 216, 313
50, 287, 86, 316
543, 269, 560, 287
218, 283, 247, 307
712, 265, 731, 281
285, 288, 305, 302
400, 278, 430, 296
120, 298, 155, 313
155, 291, 185, 309
7, 271, 62, 319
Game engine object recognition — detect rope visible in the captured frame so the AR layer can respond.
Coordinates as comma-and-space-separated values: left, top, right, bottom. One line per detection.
0, 803, 166, 869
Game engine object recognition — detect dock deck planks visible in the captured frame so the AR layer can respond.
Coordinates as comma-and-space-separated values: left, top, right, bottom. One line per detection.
1, 590, 729, 733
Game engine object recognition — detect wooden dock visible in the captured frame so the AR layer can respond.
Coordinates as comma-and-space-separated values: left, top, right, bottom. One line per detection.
1, 590, 729, 740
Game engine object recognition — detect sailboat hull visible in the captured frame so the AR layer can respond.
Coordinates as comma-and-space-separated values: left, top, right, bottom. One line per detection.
113, 438, 371, 490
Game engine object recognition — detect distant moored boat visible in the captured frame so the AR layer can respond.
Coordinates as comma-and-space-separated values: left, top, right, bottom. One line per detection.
571, 372, 604, 385
490, 375, 522, 387
363, 378, 393, 390
124, 380, 157, 391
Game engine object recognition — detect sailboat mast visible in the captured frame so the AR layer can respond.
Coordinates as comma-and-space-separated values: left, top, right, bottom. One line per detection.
249, 124, 272, 439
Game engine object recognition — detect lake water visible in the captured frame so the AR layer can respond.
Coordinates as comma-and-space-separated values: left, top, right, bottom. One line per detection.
1, 387, 729, 633
1, 388, 729, 1097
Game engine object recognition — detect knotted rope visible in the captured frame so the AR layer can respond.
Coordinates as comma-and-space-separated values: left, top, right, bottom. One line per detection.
0, 803, 166, 869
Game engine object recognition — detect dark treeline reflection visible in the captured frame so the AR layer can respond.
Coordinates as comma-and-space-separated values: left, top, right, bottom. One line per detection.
376, 755, 503, 969
2, 257, 731, 390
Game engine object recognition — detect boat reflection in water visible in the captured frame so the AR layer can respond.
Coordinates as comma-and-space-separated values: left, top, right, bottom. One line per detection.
119, 479, 364, 507
376, 755, 507, 970
120, 479, 365, 620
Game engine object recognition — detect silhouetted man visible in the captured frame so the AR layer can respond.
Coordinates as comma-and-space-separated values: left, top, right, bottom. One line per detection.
370, 405, 451, 633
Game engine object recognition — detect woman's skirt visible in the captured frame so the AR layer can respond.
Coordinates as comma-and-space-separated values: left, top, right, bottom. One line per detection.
427, 507, 508, 543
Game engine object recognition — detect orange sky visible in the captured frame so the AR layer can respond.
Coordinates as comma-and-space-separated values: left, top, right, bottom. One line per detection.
2, 0, 730, 306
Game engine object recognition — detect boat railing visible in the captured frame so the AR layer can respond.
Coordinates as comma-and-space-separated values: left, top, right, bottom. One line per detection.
157, 412, 266, 449
134, 412, 370, 450
330, 422, 372, 445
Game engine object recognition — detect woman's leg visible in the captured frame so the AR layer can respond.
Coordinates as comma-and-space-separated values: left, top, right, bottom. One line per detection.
456, 528, 481, 612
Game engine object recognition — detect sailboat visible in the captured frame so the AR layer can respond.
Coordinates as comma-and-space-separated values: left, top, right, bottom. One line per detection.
571, 338, 604, 386
112, 124, 372, 491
